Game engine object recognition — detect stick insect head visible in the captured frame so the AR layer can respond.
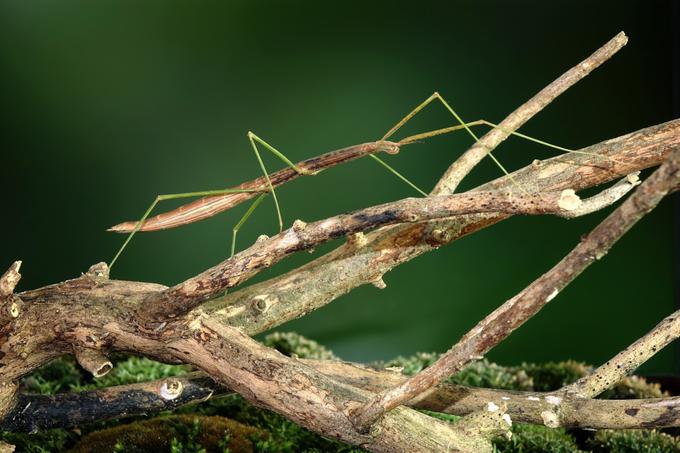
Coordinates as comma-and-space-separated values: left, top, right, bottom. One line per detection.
375, 140, 400, 155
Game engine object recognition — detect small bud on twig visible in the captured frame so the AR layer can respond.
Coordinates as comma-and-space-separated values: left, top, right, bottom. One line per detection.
371, 276, 387, 289
347, 232, 368, 248
292, 219, 307, 232
85, 262, 109, 281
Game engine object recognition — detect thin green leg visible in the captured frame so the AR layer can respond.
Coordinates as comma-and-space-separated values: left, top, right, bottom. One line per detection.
430, 93, 525, 193
368, 155, 428, 197
109, 188, 262, 269
378, 92, 521, 194
247, 131, 315, 234
231, 193, 268, 257
477, 120, 621, 163
398, 120, 619, 164
381, 92, 440, 141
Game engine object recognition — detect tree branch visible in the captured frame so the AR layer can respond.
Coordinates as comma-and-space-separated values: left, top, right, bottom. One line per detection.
8, 358, 680, 432
433, 31, 628, 195
2, 32, 677, 452
352, 145, 680, 431
0, 262, 22, 326
562, 307, 680, 399
201, 119, 679, 336
138, 184, 635, 325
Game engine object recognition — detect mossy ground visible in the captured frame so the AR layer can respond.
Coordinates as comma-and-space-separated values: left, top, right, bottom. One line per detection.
2, 332, 678, 452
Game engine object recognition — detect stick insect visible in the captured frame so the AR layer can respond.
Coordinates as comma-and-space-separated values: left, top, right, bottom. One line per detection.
108, 92, 611, 269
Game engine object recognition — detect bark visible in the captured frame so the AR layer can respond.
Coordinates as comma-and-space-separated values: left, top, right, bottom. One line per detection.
8, 361, 680, 433
2, 31, 678, 452
138, 186, 631, 326
200, 118, 679, 336
353, 145, 680, 430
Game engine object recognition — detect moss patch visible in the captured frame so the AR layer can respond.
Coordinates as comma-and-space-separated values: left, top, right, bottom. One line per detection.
69, 415, 260, 453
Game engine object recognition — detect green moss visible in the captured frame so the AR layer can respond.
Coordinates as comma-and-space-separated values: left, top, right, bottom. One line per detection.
493, 423, 586, 453
76, 356, 189, 391
600, 376, 667, 400
22, 357, 84, 395
69, 415, 260, 453
0, 429, 74, 453
205, 395, 364, 453
517, 360, 590, 391
587, 429, 680, 452
262, 332, 338, 360
6, 333, 679, 452
385, 355, 534, 391
453, 360, 534, 391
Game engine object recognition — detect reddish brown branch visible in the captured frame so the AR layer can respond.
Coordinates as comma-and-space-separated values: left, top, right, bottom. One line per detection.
138, 184, 635, 326
352, 145, 680, 431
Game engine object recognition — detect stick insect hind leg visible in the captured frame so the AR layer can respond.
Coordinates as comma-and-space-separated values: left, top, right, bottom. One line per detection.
376, 92, 620, 194
375, 92, 524, 193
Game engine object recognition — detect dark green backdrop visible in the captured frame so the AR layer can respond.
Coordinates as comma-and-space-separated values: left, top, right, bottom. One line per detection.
1, 1, 676, 373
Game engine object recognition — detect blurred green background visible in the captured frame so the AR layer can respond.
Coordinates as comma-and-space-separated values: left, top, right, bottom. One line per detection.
1, 1, 676, 373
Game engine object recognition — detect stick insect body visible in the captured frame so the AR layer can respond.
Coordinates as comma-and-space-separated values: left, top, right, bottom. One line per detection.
108, 92, 614, 269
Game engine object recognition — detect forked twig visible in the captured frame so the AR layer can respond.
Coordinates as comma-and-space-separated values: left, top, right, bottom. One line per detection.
562, 307, 680, 399
139, 187, 614, 325
433, 31, 628, 195
352, 146, 680, 431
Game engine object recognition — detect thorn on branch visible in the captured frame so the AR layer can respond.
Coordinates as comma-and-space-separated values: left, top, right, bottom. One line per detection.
73, 346, 113, 378
85, 262, 110, 281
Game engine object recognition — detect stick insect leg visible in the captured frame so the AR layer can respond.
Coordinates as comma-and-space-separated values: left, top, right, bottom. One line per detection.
109, 188, 262, 269
364, 93, 448, 197
375, 92, 521, 195
398, 120, 621, 164
381, 92, 531, 193
247, 131, 314, 234
231, 193, 268, 257
372, 91, 514, 195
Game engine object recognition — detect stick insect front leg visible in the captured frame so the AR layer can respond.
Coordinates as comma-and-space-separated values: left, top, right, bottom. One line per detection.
109, 132, 311, 269
109, 188, 264, 269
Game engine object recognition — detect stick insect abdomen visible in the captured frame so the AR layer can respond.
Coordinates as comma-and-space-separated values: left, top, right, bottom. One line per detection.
108, 141, 400, 233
